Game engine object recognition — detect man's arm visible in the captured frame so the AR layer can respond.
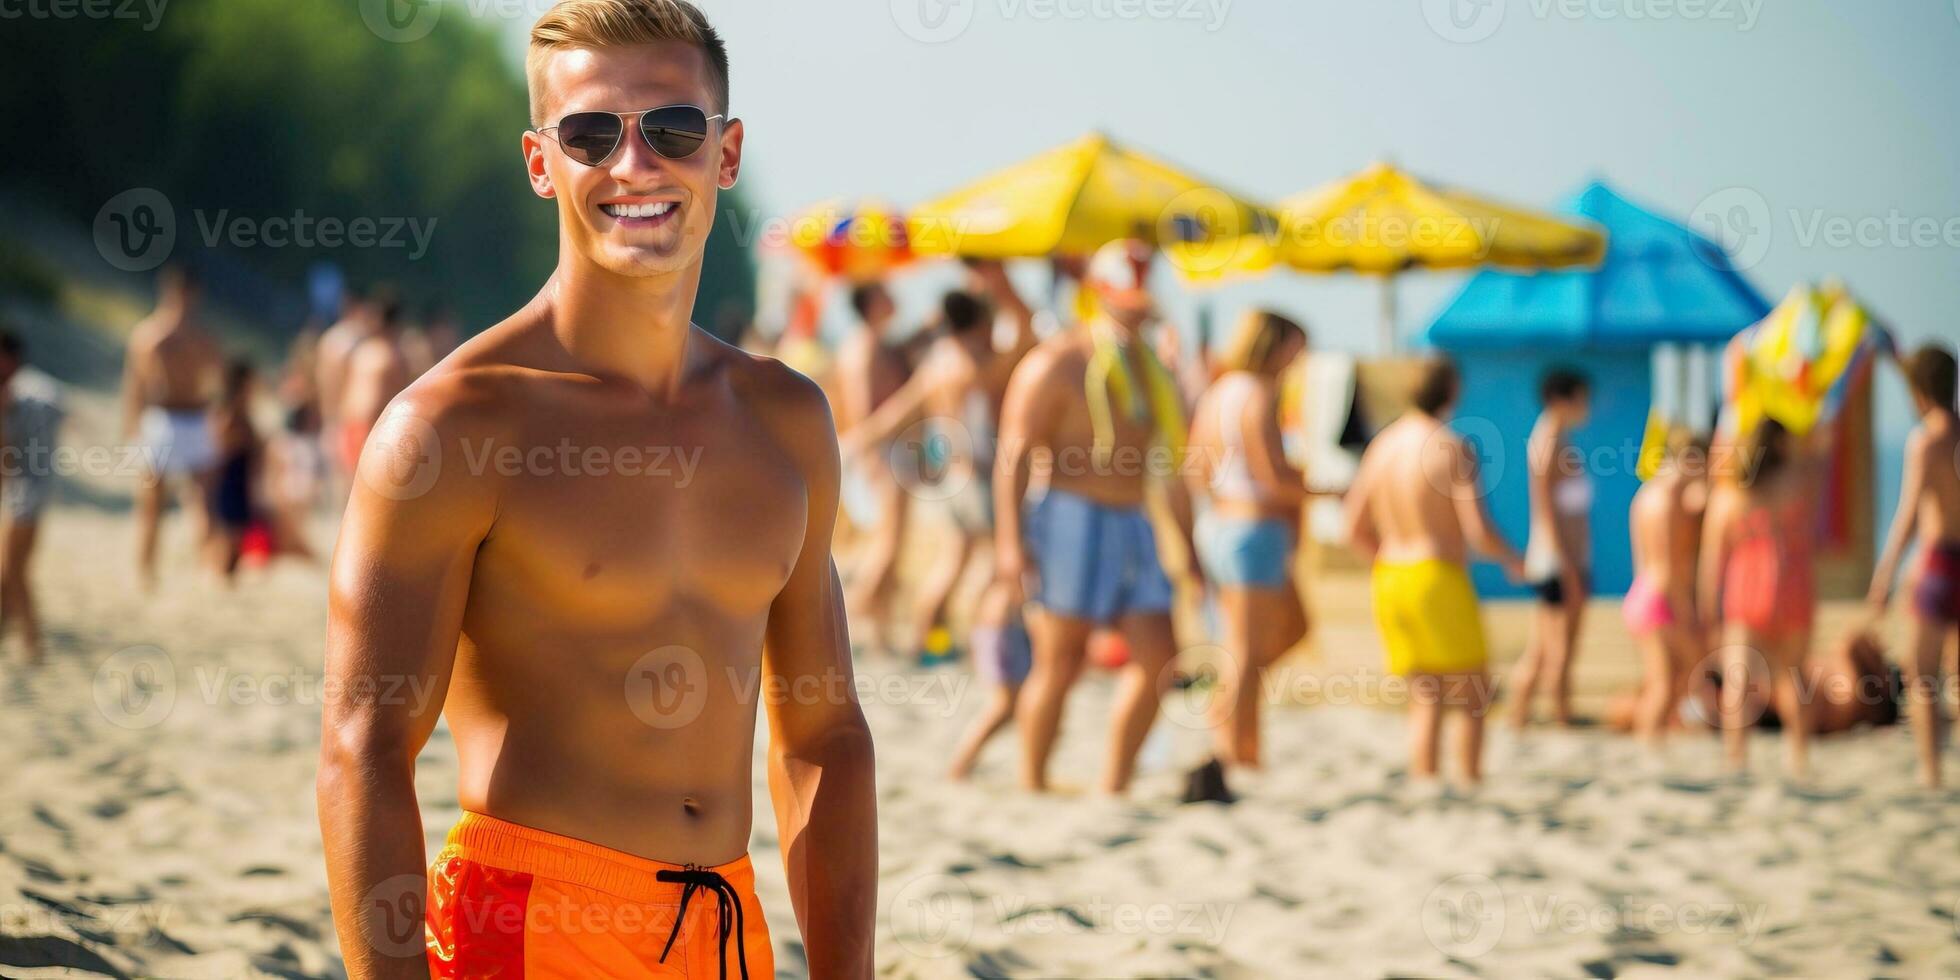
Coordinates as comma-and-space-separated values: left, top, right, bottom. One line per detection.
318, 383, 494, 980
838, 353, 956, 458
1244, 384, 1309, 509
1868, 427, 1927, 611
1342, 447, 1379, 562
993, 345, 1066, 589
760, 369, 877, 979
1696, 484, 1735, 626
1453, 442, 1524, 580
120, 335, 145, 441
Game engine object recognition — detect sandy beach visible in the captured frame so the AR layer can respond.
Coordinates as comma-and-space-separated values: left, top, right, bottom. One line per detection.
3, 386, 1958, 979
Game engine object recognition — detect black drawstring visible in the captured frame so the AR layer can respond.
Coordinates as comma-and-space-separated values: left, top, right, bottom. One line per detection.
654, 866, 750, 980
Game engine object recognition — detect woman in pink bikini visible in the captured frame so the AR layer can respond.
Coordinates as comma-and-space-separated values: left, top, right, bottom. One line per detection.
1698, 419, 1825, 778
1622, 432, 1709, 745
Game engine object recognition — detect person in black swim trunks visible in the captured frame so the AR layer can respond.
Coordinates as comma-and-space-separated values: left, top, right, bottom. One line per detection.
1868, 342, 1960, 788
1509, 367, 1595, 730
207, 359, 261, 582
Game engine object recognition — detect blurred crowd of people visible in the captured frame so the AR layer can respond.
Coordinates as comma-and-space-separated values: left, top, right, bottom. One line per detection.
764, 239, 1958, 799
0, 263, 463, 666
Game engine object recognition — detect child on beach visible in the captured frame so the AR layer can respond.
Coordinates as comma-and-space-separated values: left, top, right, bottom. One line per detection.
1699, 418, 1825, 779
1621, 432, 1709, 745
206, 359, 261, 581
946, 580, 1034, 780
1867, 343, 1960, 787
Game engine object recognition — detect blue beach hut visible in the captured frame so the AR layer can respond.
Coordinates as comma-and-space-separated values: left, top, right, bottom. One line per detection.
1419, 181, 1773, 597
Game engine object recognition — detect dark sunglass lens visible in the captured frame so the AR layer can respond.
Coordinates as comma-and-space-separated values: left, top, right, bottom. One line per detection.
556, 112, 624, 166
641, 105, 710, 159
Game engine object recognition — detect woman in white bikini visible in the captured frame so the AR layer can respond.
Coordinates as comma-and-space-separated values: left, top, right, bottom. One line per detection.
1186, 310, 1313, 772
1508, 368, 1594, 729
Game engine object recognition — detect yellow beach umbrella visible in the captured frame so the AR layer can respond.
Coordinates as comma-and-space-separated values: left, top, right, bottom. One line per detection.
1190, 162, 1607, 352
905, 131, 1276, 282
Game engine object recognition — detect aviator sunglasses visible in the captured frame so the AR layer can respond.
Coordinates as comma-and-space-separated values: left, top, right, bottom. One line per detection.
533, 103, 724, 167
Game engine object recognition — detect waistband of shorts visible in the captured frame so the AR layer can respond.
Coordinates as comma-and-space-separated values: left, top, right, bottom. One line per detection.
1371, 557, 1464, 573
1037, 485, 1145, 517
1924, 539, 1960, 570
445, 811, 754, 901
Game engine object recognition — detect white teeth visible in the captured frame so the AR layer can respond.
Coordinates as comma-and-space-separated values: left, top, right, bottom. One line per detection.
603, 202, 676, 219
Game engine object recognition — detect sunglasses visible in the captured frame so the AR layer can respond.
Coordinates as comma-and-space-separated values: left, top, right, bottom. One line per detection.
533, 104, 725, 167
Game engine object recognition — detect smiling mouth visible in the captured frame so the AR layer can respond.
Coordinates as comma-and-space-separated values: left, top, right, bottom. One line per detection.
600, 201, 679, 227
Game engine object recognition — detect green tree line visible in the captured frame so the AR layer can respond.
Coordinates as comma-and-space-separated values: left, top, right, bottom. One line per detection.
0, 0, 755, 336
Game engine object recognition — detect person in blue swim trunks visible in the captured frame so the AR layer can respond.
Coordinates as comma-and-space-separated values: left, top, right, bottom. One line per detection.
993, 239, 1202, 795
1186, 309, 1316, 773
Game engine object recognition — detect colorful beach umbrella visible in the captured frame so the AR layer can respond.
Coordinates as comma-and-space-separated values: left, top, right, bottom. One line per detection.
1723, 281, 1893, 437
904, 131, 1276, 281
1195, 162, 1608, 353
785, 199, 914, 283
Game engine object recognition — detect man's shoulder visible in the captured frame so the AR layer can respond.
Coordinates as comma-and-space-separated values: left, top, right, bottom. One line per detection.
722, 336, 834, 436
1015, 331, 1085, 381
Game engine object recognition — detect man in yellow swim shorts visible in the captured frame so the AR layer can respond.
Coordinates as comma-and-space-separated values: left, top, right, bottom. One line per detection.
1344, 358, 1523, 784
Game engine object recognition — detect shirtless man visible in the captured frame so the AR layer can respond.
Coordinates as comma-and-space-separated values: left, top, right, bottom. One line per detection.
335, 298, 413, 469
840, 277, 1035, 657
317, 4, 876, 976
995, 238, 1201, 795
1869, 342, 1960, 788
1345, 358, 1523, 784
121, 263, 223, 591
834, 280, 911, 646
314, 289, 379, 502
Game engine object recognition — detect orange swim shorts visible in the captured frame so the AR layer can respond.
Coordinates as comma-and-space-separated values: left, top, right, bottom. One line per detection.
424, 811, 773, 979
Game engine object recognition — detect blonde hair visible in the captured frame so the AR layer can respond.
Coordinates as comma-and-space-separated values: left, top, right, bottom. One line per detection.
527, 0, 729, 125
1217, 309, 1306, 376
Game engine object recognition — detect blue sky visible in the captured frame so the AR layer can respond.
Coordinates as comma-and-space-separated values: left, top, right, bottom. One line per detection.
492, 0, 1960, 504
